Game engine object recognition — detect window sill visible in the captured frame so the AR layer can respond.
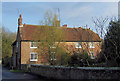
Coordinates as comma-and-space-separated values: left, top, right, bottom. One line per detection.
89, 46, 95, 48
50, 47, 56, 48
30, 47, 37, 49
75, 47, 82, 48
30, 59, 37, 61
50, 59, 56, 60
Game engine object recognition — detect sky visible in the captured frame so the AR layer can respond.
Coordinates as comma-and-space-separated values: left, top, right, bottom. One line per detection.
2, 2, 118, 33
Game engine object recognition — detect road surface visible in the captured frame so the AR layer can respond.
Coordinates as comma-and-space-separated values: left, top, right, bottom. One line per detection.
2, 65, 49, 81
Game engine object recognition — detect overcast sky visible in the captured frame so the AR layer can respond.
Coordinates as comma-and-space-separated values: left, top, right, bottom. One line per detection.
2, 2, 118, 33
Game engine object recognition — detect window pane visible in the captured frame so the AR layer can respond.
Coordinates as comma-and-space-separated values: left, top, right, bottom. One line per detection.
31, 54, 33, 59
31, 42, 34, 47
76, 42, 82, 48
30, 53, 37, 61
35, 42, 37, 47
35, 54, 37, 59
91, 42, 94, 47
31, 42, 37, 47
33, 42, 35, 47
89, 42, 95, 48
89, 52, 95, 59
50, 43, 56, 48
78, 42, 81, 47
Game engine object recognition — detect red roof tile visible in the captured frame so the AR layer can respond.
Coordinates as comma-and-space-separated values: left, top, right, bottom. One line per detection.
20, 24, 101, 42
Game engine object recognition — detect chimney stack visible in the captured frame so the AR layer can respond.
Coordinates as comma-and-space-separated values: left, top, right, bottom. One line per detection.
56, 20, 60, 27
18, 14, 23, 27
63, 24, 67, 28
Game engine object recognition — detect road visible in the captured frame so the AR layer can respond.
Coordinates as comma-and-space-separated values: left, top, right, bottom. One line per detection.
1, 65, 49, 81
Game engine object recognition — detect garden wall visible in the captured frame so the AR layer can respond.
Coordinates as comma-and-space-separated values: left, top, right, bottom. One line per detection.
21, 64, 120, 79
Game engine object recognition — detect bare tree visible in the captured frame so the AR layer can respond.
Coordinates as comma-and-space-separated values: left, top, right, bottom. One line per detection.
92, 16, 109, 39
92, 16, 120, 66
34, 10, 65, 65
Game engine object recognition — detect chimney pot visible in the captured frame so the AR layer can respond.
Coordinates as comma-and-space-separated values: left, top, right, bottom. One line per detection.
20, 14, 22, 18
63, 24, 67, 28
18, 14, 22, 27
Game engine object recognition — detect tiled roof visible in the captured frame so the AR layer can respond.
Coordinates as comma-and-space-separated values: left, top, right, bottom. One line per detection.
19, 24, 101, 42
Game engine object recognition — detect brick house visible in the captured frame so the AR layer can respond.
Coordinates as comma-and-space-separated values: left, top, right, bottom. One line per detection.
12, 14, 102, 69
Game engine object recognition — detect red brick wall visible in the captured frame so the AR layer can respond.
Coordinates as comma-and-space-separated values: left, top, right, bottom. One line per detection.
21, 41, 102, 64
57, 42, 101, 56
21, 42, 48, 64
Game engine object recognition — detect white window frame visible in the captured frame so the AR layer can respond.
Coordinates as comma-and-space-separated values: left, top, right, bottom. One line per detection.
50, 43, 56, 48
89, 42, 95, 48
30, 41, 37, 48
89, 51, 95, 59
50, 52, 56, 60
75, 42, 82, 48
30, 52, 38, 61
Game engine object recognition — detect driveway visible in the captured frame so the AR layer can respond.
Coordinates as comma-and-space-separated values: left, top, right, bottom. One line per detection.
2, 65, 48, 81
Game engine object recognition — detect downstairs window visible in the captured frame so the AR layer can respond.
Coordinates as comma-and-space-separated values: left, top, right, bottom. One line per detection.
30, 53, 38, 61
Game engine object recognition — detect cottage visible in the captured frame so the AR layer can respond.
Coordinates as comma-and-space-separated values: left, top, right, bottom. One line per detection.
12, 14, 102, 69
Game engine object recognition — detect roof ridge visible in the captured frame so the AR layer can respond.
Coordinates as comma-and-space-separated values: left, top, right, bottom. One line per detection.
23, 24, 43, 26
23, 24, 87, 29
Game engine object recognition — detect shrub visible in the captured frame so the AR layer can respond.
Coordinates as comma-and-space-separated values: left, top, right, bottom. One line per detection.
68, 51, 92, 67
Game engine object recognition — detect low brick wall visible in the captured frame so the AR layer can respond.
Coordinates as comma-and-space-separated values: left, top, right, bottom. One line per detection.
21, 64, 28, 72
21, 64, 120, 79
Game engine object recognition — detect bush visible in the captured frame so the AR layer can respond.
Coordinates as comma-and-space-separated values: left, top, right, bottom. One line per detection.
96, 52, 105, 63
68, 52, 79, 66
68, 51, 94, 67
50, 48, 98, 67
103, 21, 120, 67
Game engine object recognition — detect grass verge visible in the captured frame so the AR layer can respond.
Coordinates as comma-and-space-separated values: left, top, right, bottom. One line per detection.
10, 69, 24, 72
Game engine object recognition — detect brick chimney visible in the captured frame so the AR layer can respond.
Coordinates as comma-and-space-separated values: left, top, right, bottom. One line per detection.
56, 20, 60, 27
18, 14, 23, 27
63, 24, 67, 28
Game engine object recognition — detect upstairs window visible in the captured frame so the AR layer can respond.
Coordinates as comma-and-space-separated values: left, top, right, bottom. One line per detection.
30, 41, 37, 48
89, 51, 95, 59
75, 42, 82, 48
50, 43, 56, 48
89, 42, 95, 48
30, 52, 37, 61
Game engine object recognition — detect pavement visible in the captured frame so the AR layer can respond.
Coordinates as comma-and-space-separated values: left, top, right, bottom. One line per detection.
1, 65, 50, 81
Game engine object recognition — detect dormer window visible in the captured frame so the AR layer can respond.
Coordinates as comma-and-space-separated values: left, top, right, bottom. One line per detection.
30, 41, 37, 48
89, 42, 95, 48
75, 42, 82, 48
